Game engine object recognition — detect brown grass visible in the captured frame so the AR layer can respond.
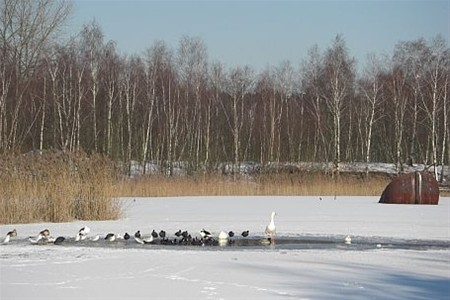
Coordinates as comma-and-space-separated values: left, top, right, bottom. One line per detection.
0, 151, 121, 224
115, 173, 391, 198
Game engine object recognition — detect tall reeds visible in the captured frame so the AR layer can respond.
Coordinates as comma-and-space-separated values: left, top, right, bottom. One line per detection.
0, 151, 121, 224
115, 173, 391, 197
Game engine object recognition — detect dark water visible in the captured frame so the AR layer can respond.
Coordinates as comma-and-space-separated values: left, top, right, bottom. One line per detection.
3, 235, 450, 252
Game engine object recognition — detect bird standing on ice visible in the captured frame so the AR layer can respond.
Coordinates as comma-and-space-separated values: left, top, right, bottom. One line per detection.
265, 212, 277, 242
2, 229, 17, 244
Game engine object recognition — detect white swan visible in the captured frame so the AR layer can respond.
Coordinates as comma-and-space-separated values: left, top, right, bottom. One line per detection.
265, 211, 277, 240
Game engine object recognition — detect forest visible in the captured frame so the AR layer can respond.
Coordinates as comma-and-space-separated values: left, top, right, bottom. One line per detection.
1, 0, 449, 177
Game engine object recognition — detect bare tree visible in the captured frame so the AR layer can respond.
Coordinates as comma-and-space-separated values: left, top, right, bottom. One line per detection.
207, 61, 225, 167
101, 40, 120, 156
80, 20, 103, 152
224, 66, 254, 172
177, 36, 208, 169
421, 36, 449, 180
301, 45, 328, 162
0, 0, 72, 151
322, 35, 355, 173
359, 53, 385, 176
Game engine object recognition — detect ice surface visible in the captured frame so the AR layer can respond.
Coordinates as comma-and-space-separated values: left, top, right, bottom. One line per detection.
1, 196, 449, 299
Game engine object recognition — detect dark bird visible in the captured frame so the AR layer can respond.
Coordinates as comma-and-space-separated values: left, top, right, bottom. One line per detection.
200, 229, 212, 239
241, 230, 249, 237
123, 232, 130, 240
228, 231, 235, 238
2, 229, 17, 244
151, 230, 158, 238
54, 236, 65, 245
175, 230, 182, 237
105, 233, 116, 242
159, 230, 166, 239
7, 229, 17, 237
40, 229, 50, 237
134, 230, 141, 238
181, 231, 189, 239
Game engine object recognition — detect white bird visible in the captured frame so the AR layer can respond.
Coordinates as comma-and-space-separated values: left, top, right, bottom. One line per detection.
344, 235, 352, 244
218, 231, 228, 240
134, 236, 145, 244
78, 226, 90, 240
2, 229, 17, 244
29, 233, 45, 244
265, 212, 277, 240
90, 235, 100, 241
143, 235, 154, 244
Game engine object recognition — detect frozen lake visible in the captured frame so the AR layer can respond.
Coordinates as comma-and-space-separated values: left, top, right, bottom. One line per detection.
1, 196, 449, 299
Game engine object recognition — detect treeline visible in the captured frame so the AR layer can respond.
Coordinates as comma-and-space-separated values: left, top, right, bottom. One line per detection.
1, 0, 449, 176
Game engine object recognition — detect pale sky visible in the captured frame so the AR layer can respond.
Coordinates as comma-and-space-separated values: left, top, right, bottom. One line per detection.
69, 0, 450, 71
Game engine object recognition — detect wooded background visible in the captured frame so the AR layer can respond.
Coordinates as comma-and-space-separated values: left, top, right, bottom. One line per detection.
1, 0, 449, 176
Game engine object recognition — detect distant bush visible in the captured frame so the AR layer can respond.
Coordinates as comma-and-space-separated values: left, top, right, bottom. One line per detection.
0, 151, 121, 224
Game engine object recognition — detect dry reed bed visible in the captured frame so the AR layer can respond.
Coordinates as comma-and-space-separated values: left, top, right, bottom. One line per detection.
0, 152, 120, 224
115, 173, 391, 198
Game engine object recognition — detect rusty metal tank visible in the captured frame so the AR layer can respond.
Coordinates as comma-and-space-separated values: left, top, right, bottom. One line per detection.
379, 171, 439, 205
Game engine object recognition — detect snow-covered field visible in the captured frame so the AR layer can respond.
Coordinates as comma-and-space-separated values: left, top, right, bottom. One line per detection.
1, 196, 449, 300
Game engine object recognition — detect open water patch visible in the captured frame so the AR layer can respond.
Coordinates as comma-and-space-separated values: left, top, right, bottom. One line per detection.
3, 235, 450, 252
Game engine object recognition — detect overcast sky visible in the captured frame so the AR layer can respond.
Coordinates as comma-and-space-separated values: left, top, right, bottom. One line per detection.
69, 0, 449, 71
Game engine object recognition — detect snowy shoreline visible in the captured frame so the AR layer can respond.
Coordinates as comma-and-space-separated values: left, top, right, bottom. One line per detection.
1, 196, 449, 299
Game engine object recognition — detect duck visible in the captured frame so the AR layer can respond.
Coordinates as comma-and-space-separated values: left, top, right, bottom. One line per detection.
143, 235, 154, 244
79, 226, 90, 236
2, 229, 17, 244
200, 229, 212, 239
123, 232, 130, 240
228, 231, 235, 238
105, 233, 116, 242
134, 230, 141, 238
218, 231, 228, 240
90, 235, 100, 241
40, 229, 50, 237
158, 230, 166, 239
175, 230, 182, 237
54, 236, 65, 245
29, 233, 45, 244
265, 212, 277, 240
241, 230, 249, 237
344, 235, 352, 244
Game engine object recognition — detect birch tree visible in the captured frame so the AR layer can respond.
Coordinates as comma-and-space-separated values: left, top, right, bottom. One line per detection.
322, 35, 355, 172
359, 54, 385, 175
0, 0, 71, 151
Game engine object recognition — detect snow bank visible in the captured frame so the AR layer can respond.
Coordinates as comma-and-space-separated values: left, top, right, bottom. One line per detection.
1, 196, 449, 299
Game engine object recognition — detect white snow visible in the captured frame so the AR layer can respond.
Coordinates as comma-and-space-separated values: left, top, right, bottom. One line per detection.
1, 196, 449, 299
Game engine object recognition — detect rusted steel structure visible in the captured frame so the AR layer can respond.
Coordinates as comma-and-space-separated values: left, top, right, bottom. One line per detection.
379, 171, 440, 205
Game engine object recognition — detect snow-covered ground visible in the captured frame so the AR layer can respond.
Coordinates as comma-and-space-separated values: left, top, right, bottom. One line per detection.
1, 196, 449, 299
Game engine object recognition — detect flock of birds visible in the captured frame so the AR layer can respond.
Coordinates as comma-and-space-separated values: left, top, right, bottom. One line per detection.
1, 227, 254, 247
1, 211, 280, 247
2, 211, 353, 247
